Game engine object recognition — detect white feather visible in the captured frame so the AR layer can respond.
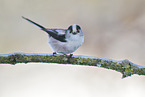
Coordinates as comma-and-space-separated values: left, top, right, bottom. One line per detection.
48, 24, 84, 54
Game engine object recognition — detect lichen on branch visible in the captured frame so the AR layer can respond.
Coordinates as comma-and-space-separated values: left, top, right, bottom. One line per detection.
0, 53, 145, 78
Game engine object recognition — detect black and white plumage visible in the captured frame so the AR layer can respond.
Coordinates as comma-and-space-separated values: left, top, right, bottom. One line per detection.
22, 17, 84, 55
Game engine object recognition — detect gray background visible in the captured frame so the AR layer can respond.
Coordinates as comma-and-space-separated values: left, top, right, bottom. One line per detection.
0, 0, 145, 97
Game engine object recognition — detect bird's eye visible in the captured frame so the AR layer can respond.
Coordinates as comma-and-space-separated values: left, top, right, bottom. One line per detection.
77, 31, 80, 33
68, 26, 73, 33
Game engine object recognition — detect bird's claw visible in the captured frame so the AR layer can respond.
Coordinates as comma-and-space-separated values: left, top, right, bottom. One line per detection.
53, 52, 57, 56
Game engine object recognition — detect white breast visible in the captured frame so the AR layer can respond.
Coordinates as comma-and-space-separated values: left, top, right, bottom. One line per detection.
48, 35, 84, 54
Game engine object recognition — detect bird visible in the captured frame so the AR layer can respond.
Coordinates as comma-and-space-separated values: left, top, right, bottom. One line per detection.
22, 16, 84, 57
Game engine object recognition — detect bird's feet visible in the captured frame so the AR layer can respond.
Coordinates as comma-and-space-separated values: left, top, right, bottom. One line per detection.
66, 54, 73, 63
63, 54, 73, 58
69, 54, 73, 58
53, 52, 57, 56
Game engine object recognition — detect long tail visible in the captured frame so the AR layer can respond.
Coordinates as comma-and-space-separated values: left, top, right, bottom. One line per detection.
22, 16, 46, 30
22, 16, 67, 42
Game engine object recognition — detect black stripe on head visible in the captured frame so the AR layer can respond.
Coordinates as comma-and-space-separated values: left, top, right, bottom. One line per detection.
76, 25, 81, 31
68, 25, 73, 33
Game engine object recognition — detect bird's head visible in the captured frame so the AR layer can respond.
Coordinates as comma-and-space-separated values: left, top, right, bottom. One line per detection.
67, 24, 82, 35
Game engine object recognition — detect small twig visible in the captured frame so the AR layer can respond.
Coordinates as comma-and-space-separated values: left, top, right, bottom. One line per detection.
0, 53, 145, 78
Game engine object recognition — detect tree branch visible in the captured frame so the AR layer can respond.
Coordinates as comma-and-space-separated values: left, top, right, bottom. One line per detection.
0, 53, 145, 78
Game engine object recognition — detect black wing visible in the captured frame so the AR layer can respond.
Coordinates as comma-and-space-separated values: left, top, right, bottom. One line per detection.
22, 16, 67, 42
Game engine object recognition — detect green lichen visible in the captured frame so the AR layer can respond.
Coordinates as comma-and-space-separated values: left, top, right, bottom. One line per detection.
0, 53, 145, 78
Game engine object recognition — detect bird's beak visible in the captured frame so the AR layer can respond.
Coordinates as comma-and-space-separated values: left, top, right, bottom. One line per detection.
72, 32, 77, 35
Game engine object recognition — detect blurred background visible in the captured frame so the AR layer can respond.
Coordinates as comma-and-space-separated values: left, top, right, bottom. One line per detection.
0, 0, 145, 97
